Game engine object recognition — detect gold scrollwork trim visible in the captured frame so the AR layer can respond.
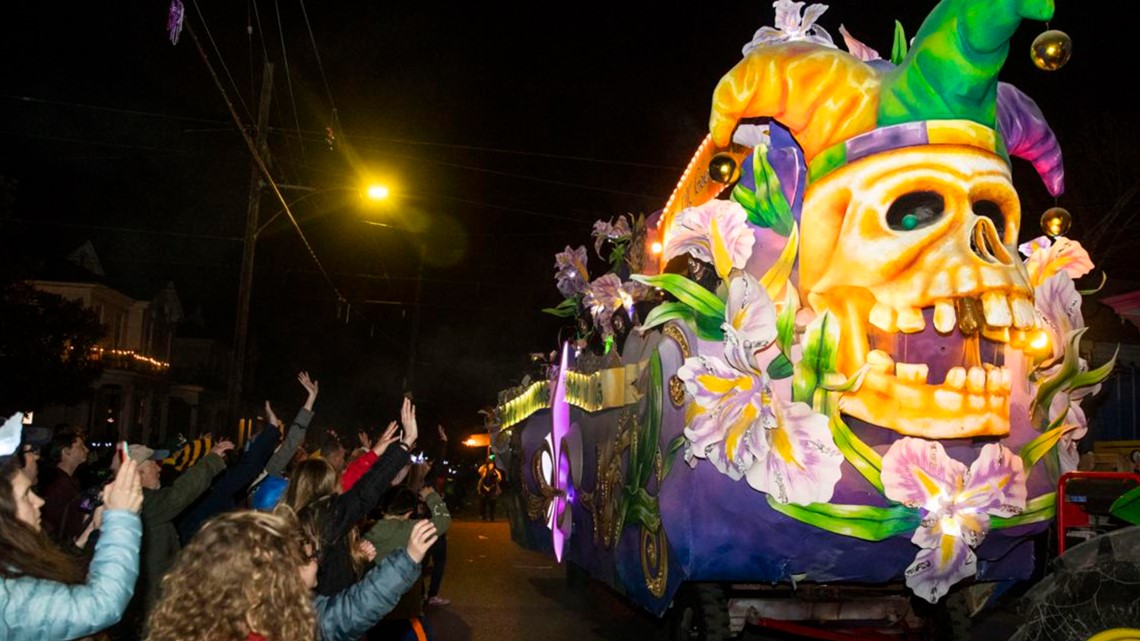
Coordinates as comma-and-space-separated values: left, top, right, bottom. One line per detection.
640, 525, 668, 598
668, 375, 687, 407
662, 324, 691, 360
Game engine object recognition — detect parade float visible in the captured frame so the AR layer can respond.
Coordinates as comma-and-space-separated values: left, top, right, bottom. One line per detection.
494, 1, 1125, 638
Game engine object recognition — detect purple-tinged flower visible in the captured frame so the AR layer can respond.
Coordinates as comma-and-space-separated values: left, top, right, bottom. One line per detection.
742, 1, 835, 55
882, 439, 1027, 603
838, 25, 880, 61
665, 200, 755, 281
742, 393, 842, 505
723, 270, 778, 372
583, 274, 626, 337
678, 355, 768, 478
591, 215, 632, 257
1019, 236, 1094, 288
554, 245, 590, 298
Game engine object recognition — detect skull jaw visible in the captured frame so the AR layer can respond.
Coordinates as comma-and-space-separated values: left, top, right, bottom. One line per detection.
840, 372, 1010, 438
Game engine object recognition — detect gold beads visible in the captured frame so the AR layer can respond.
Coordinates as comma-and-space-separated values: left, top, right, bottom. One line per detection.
1031, 30, 1072, 71
1040, 206, 1072, 237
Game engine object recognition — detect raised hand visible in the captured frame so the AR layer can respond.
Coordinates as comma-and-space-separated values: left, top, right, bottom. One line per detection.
298, 371, 319, 410
103, 450, 143, 514
210, 439, 235, 458
406, 519, 439, 564
357, 429, 373, 451
264, 401, 281, 428
371, 421, 400, 456
437, 425, 447, 443
357, 539, 377, 563
400, 398, 418, 449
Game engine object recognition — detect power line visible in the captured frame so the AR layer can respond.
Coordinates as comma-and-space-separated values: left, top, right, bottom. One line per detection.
2, 218, 243, 242
0, 130, 201, 155
185, 16, 344, 303
273, 0, 308, 166
3, 95, 679, 171
191, 1, 255, 123
298, 0, 337, 114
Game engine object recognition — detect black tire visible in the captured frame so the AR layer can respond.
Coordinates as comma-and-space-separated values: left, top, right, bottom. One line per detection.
913, 590, 972, 641
565, 560, 589, 588
667, 584, 732, 641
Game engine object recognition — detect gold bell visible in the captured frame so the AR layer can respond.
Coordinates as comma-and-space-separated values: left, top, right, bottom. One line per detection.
1031, 30, 1072, 71
708, 153, 740, 184
1040, 207, 1072, 237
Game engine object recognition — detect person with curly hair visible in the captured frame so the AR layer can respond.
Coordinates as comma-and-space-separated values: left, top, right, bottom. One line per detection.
145, 508, 437, 641
0, 413, 145, 641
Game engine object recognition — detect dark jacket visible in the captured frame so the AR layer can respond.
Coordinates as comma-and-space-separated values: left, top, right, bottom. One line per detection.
176, 424, 281, 544
313, 548, 420, 641
314, 445, 411, 597
38, 467, 86, 544
139, 451, 227, 611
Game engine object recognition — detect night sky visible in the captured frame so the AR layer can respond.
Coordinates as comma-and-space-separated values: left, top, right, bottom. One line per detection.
1, 1, 1135, 436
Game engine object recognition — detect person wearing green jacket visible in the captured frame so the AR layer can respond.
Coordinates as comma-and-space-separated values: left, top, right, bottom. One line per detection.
117, 438, 234, 619
362, 485, 451, 638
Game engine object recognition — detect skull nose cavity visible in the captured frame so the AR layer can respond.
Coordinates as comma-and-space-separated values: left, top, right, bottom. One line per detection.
969, 218, 1013, 265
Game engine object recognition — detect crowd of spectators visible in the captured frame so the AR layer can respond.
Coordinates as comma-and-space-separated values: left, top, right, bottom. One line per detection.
0, 371, 458, 640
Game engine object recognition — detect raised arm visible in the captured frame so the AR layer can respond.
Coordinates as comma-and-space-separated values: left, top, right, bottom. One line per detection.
265, 372, 318, 477
144, 440, 231, 523
3, 458, 144, 640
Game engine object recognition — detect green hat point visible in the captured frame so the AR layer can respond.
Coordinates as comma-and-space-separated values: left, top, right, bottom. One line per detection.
878, 0, 1054, 128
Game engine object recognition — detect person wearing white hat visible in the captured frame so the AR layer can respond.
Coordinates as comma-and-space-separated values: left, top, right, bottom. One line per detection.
0, 412, 145, 640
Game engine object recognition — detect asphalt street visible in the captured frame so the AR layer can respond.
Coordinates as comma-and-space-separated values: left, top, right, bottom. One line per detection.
420, 515, 1025, 641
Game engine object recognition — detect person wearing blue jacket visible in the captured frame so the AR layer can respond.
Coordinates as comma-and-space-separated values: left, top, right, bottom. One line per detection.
310, 519, 438, 641
0, 413, 145, 641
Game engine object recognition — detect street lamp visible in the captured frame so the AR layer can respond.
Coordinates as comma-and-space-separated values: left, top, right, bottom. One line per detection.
366, 184, 391, 201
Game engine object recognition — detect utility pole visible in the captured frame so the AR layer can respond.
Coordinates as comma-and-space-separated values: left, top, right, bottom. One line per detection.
226, 62, 275, 434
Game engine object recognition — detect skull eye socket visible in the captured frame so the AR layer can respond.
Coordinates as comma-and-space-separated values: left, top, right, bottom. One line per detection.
972, 200, 1006, 237
886, 191, 945, 232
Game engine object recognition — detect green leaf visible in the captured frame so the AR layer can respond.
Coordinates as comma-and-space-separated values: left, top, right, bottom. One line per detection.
639, 302, 696, 333
731, 144, 795, 236
767, 353, 794, 379
891, 20, 908, 65
820, 365, 870, 394
631, 350, 664, 488
693, 312, 726, 342
992, 493, 1056, 529
1032, 328, 1087, 429
1020, 423, 1081, 470
1069, 345, 1118, 391
542, 298, 578, 318
829, 411, 883, 492
632, 273, 726, 319
624, 488, 662, 531
766, 496, 919, 541
793, 310, 839, 403
1077, 272, 1107, 296
776, 283, 799, 357
1109, 486, 1140, 526
662, 434, 688, 480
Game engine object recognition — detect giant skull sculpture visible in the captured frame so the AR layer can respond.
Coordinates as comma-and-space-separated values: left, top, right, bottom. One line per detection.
802, 146, 1034, 437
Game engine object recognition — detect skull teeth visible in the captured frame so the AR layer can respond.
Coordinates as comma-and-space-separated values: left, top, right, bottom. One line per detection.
895, 362, 929, 383
933, 300, 956, 334
981, 292, 1013, 328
